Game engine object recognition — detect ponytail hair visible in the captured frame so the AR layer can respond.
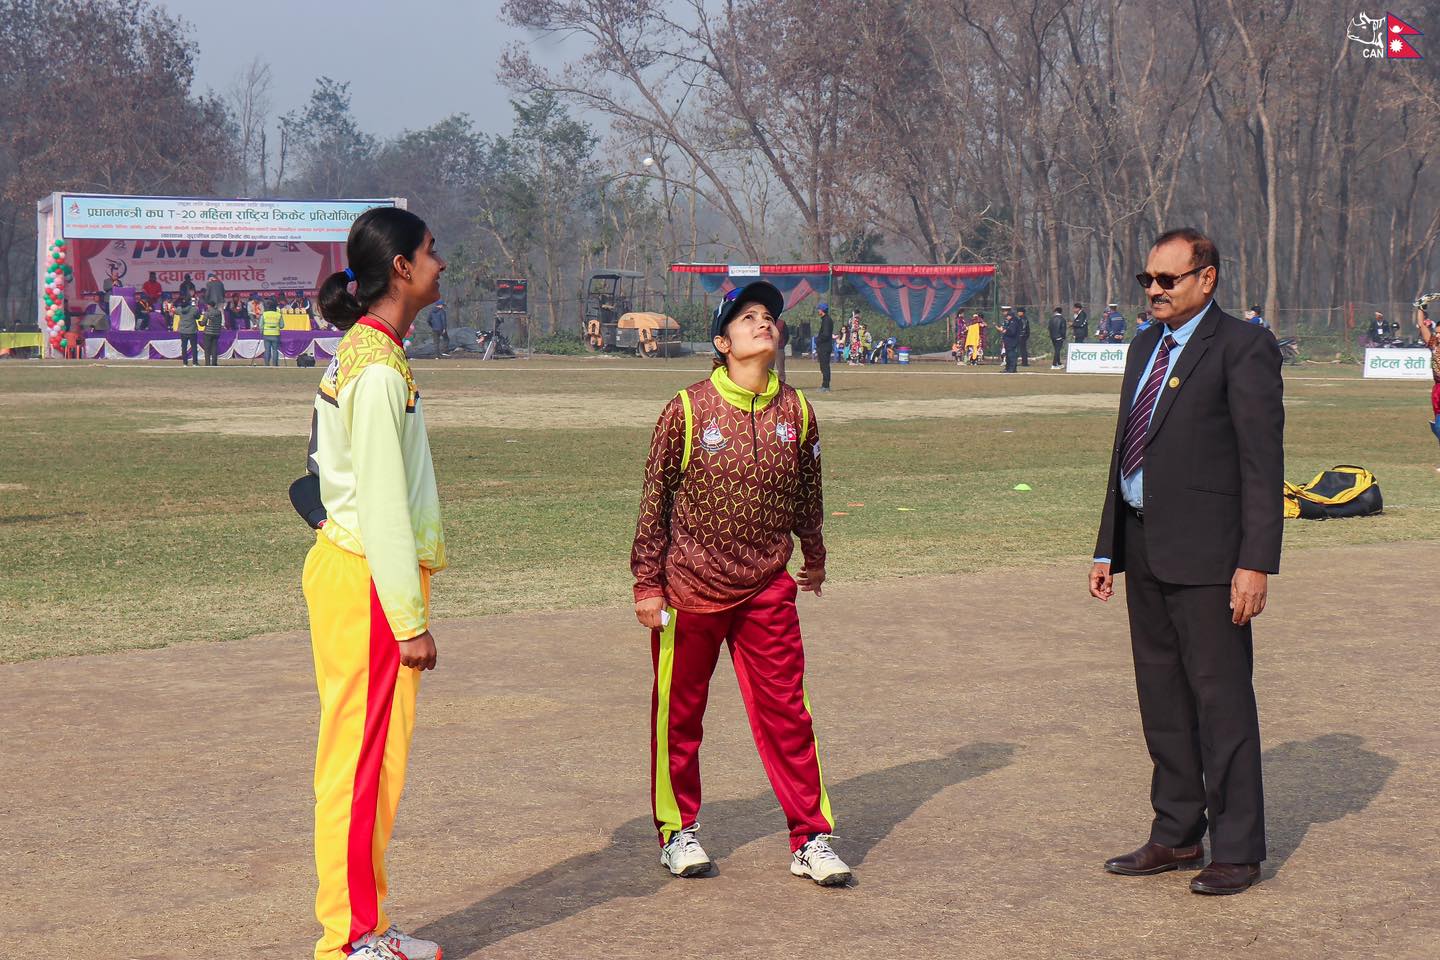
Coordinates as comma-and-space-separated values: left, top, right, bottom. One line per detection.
318, 206, 429, 331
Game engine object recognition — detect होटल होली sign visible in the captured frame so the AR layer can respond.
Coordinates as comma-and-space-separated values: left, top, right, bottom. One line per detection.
1362, 347, 1432, 379
1065, 342, 1130, 374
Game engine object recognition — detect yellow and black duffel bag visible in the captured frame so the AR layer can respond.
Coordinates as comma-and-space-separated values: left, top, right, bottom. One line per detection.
1283, 465, 1383, 520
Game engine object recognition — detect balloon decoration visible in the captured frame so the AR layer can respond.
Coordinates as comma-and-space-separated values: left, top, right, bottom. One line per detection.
42, 238, 72, 353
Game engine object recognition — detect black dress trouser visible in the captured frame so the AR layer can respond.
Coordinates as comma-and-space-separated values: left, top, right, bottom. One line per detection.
1052, 338, 1064, 366
818, 342, 832, 388
1123, 508, 1266, 862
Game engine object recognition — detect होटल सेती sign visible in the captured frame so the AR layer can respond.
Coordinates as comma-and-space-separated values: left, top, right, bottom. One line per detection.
59, 195, 396, 243
1065, 342, 1130, 374
1362, 347, 1432, 379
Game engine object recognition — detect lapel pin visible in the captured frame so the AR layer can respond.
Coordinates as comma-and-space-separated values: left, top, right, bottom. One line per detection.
1168, 376, 1180, 388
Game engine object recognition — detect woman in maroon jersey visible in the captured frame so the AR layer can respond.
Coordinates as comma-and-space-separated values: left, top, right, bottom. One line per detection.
631, 280, 851, 887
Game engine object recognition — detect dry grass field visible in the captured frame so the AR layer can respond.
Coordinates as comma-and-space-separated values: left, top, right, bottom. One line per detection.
3, 354, 1438, 959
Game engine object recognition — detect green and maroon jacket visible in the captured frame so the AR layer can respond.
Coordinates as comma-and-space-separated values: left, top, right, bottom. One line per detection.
631, 366, 825, 613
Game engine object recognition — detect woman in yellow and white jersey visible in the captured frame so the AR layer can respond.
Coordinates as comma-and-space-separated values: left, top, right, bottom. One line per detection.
303, 206, 448, 960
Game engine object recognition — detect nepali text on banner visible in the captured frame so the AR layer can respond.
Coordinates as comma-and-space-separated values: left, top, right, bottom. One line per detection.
1362, 347, 1432, 380
60, 195, 398, 243
79, 238, 341, 295
1066, 342, 1130, 374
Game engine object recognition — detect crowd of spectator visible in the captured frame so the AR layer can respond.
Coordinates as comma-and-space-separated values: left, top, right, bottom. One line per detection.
81, 266, 327, 366
943, 300, 1281, 371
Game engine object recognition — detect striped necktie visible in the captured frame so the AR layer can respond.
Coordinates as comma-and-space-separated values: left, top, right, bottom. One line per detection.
1120, 334, 1178, 477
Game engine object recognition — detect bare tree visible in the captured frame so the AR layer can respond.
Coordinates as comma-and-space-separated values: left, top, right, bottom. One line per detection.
226, 57, 272, 196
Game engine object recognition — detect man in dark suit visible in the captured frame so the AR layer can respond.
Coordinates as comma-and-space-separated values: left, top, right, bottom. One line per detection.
1072, 302, 1089, 343
1049, 307, 1066, 368
1016, 307, 1031, 366
1001, 307, 1021, 372
815, 302, 834, 392
1088, 227, 1283, 896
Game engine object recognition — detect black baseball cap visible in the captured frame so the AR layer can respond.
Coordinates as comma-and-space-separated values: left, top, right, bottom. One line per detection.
710, 280, 785, 348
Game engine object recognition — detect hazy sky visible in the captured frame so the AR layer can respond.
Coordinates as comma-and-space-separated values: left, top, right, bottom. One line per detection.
178, 0, 583, 138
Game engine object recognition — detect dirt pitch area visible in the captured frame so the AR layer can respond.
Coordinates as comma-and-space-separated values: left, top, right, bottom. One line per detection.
7, 541, 1437, 960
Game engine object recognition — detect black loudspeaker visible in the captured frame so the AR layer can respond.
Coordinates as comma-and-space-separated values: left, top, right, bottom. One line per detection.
497, 277, 528, 313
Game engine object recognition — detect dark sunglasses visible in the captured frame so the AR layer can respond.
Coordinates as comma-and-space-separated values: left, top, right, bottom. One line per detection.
1136, 266, 1206, 290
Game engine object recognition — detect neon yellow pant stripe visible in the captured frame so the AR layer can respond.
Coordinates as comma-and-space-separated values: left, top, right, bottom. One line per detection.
802, 687, 836, 832
653, 608, 683, 842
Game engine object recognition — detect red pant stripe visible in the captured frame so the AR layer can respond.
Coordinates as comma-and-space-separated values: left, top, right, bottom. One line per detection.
346, 582, 400, 944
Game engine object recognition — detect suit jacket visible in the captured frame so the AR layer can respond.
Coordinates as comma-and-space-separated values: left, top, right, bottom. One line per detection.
1093, 307, 1284, 585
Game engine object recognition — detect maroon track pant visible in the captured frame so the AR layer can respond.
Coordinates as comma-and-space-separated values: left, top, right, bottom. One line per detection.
649, 570, 835, 852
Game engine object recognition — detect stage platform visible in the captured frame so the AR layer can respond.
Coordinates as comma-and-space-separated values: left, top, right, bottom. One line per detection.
79, 330, 340, 361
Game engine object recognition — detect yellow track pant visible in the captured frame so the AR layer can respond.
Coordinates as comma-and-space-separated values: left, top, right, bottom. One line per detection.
303, 533, 427, 960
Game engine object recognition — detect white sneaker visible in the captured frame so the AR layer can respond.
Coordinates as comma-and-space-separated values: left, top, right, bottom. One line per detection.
790, 834, 852, 886
660, 824, 712, 877
347, 933, 403, 960
378, 924, 442, 960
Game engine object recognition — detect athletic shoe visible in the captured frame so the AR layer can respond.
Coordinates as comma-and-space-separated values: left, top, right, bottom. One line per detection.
660, 824, 712, 877
347, 934, 403, 960
790, 834, 852, 886
378, 924, 442, 960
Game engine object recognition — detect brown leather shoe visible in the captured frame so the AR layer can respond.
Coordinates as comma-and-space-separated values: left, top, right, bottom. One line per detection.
1190, 861, 1260, 895
1104, 841, 1206, 876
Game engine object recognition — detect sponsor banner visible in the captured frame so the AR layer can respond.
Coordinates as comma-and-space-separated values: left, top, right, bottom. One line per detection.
60, 194, 395, 242
77, 238, 344, 296
1066, 342, 1130, 374
1363, 347, 1432, 379
728, 264, 761, 277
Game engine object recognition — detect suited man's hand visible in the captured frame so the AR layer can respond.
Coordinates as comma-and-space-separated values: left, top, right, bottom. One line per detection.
1231, 568, 1268, 625
1089, 561, 1114, 601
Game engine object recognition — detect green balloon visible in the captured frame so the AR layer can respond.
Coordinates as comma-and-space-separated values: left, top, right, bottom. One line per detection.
56, 238, 66, 246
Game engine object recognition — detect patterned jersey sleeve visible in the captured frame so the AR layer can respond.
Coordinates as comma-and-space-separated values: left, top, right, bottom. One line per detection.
631, 393, 687, 602
793, 396, 826, 570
